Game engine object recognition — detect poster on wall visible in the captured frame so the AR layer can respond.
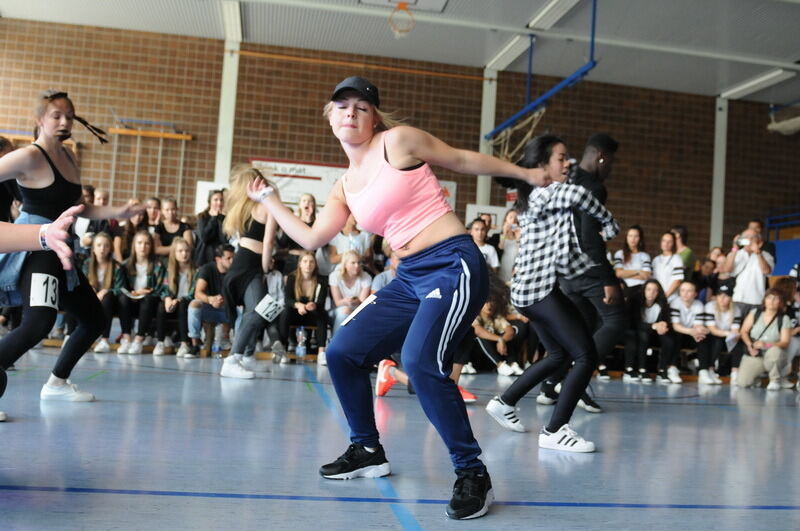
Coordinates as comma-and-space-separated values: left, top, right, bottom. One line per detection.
250, 158, 347, 206
440, 180, 457, 211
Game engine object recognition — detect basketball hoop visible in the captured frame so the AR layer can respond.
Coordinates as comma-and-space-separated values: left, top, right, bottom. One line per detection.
488, 108, 546, 162
389, 2, 415, 39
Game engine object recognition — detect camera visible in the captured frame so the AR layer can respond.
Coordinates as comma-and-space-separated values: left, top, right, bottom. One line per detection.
736, 237, 750, 247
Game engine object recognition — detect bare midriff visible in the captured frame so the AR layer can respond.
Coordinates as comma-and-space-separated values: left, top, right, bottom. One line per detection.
393, 211, 467, 259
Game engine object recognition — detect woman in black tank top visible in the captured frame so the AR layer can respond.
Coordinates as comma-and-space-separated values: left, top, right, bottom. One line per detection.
0, 91, 144, 408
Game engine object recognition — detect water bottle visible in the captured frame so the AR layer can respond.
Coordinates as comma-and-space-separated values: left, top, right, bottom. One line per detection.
295, 326, 307, 360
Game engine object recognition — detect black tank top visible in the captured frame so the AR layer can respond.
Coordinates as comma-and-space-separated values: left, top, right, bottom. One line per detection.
243, 219, 265, 241
18, 144, 82, 220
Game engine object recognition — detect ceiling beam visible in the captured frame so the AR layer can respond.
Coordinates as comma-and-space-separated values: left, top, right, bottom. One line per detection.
720, 68, 796, 99
248, 0, 800, 73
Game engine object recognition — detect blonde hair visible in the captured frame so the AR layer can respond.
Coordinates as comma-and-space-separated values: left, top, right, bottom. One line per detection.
296, 193, 317, 223
338, 250, 361, 279
294, 251, 319, 301
223, 164, 276, 237
322, 101, 405, 131
88, 232, 114, 291
166, 238, 195, 296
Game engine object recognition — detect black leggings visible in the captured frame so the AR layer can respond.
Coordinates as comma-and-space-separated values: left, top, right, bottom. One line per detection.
279, 307, 327, 350
118, 293, 159, 336
156, 298, 190, 342
624, 325, 675, 372
501, 288, 598, 432
0, 251, 105, 379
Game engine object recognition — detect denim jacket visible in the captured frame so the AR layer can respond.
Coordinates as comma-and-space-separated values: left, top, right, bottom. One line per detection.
0, 211, 79, 306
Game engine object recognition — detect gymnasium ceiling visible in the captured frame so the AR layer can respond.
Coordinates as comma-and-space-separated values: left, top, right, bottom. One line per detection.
2, 0, 799, 107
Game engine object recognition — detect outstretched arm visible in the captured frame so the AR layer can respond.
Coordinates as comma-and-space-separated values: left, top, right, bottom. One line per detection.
0, 204, 83, 269
249, 178, 350, 250
390, 126, 551, 187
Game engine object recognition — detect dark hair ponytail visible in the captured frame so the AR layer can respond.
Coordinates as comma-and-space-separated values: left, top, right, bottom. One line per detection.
493, 133, 564, 212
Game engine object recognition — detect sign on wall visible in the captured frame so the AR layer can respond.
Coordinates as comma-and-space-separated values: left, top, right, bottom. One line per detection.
250, 158, 347, 206
440, 180, 457, 211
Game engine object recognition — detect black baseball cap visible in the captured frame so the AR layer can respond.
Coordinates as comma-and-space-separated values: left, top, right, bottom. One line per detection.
331, 76, 380, 108
715, 280, 735, 295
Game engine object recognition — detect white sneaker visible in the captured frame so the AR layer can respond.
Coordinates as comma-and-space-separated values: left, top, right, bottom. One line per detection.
0, 411, 7, 422
497, 362, 515, 377
539, 424, 595, 453
709, 369, 723, 385
779, 378, 795, 389
240, 355, 267, 373
153, 342, 166, 356
317, 349, 327, 366
622, 370, 638, 383
220, 355, 255, 379
163, 336, 174, 349
731, 371, 738, 385
639, 371, 653, 384
486, 397, 526, 432
117, 338, 131, 354
271, 340, 287, 363
667, 366, 683, 384
766, 380, 780, 391
40, 381, 95, 402
524, 361, 532, 369
144, 336, 157, 347
176, 343, 190, 358
128, 340, 144, 355
93, 338, 111, 353
698, 369, 714, 385
509, 362, 524, 376
462, 362, 477, 375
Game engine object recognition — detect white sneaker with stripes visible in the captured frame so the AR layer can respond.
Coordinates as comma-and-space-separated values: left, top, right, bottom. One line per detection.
538, 424, 595, 453
485, 397, 526, 432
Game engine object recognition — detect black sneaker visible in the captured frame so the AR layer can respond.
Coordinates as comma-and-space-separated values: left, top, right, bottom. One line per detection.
596, 367, 611, 381
536, 381, 559, 405
446, 468, 494, 520
319, 443, 391, 480
577, 392, 603, 413
657, 370, 671, 385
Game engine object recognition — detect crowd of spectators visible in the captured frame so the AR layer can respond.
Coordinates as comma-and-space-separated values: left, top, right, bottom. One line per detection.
0, 179, 798, 390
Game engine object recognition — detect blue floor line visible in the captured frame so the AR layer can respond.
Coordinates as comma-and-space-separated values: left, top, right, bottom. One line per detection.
1, 485, 798, 511
303, 366, 423, 530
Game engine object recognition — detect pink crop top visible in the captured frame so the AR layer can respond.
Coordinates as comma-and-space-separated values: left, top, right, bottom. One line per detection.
343, 158, 452, 250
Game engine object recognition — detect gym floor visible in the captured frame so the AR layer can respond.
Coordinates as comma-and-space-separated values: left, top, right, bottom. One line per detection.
1, 347, 799, 530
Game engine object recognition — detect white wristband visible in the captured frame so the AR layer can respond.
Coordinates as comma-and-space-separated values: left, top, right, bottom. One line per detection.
256, 187, 275, 202
39, 224, 51, 250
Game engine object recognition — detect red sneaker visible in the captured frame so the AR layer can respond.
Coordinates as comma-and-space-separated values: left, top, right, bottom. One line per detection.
375, 359, 398, 397
458, 386, 477, 404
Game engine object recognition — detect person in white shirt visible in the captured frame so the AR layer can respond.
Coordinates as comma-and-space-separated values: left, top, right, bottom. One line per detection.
651, 231, 684, 303
697, 281, 741, 384
469, 218, 499, 272
613, 225, 651, 299
329, 250, 372, 335
497, 209, 522, 283
328, 214, 373, 266
666, 281, 708, 384
738, 289, 793, 390
722, 228, 774, 318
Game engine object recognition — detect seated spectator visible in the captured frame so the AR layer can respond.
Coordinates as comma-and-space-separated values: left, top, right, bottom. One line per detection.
81, 184, 95, 205
155, 198, 193, 256
691, 258, 718, 303
469, 218, 499, 272
666, 281, 708, 384
329, 250, 372, 335
698, 280, 741, 384
193, 189, 227, 267
76, 189, 119, 263
722, 228, 774, 318
154, 238, 196, 356
82, 232, 123, 354
623, 279, 673, 384
498, 209, 521, 283
737, 289, 793, 390
613, 224, 651, 300
371, 249, 399, 294
117, 231, 165, 354
113, 200, 146, 263
188, 244, 234, 358
652, 231, 684, 302
145, 197, 161, 235
480, 212, 501, 254
328, 214, 374, 270
276, 192, 316, 274
280, 251, 328, 353
773, 277, 800, 389
670, 224, 695, 277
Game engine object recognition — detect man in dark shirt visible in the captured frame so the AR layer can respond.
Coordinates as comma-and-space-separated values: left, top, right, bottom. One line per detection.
187, 244, 234, 356
561, 133, 626, 381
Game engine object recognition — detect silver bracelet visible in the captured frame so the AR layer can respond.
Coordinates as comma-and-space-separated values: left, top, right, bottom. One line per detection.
39, 224, 51, 250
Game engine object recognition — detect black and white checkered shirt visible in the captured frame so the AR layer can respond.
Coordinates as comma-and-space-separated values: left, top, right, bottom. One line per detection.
511, 182, 619, 307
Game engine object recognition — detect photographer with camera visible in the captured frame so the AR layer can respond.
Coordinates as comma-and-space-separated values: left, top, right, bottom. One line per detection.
722, 228, 774, 318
